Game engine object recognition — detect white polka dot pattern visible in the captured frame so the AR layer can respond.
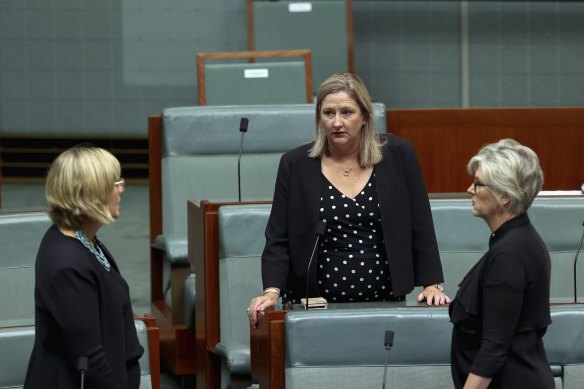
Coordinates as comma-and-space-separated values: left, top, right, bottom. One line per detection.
316, 174, 391, 302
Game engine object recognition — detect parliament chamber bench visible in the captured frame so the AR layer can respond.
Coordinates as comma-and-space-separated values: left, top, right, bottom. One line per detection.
0, 317, 160, 389
279, 304, 584, 389
0, 209, 161, 388
189, 194, 584, 387
149, 102, 387, 376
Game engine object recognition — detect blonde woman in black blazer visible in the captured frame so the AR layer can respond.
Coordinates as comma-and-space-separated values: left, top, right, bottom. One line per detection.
25, 145, 143, 389
248, 73, 449, 327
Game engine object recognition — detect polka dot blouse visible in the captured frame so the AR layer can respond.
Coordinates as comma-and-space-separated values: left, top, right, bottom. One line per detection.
316, 173, 392, 302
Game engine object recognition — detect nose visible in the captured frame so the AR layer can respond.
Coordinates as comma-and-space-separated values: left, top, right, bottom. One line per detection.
467, 183, 474, 195
332, 113, 343, 127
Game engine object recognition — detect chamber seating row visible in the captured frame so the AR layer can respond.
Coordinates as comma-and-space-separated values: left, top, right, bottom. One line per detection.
148, 102, 387, 375
193, 195, 584, 388
283, 304, 584, 389
0, 318, 160, 389
0, 209, 161, 389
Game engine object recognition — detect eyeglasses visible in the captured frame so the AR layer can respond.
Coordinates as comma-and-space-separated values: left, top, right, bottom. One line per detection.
472, 178, 489, 192
114, 178, 126, 192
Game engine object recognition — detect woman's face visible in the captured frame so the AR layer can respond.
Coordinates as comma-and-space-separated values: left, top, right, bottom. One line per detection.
467, 168, 503, 222
108, 178, 125, 219
319, 91, 365, 151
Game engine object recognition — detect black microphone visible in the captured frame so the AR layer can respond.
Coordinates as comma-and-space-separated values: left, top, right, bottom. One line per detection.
78, 356, 88, 389
382, 330, 395, 389
573, 219, 584, 303
304, 221, 327, 310
237, 117, 249, 203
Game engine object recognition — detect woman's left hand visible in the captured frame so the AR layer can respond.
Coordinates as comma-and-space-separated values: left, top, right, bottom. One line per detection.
417, 285, 451, 305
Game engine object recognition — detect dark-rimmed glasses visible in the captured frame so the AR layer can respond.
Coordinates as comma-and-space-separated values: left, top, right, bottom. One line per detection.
472, 178, 489, 192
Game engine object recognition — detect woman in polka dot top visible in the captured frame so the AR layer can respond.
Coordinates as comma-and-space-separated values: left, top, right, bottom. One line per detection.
248, 73, 450, 327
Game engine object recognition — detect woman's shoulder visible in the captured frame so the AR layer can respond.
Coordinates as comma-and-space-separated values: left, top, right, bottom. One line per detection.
280, 143, 315, 166
37, 226, 95, 272
381, 133, 414, 151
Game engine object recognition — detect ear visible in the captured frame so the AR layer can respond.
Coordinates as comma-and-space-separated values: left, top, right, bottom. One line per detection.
500, 192, 512, 207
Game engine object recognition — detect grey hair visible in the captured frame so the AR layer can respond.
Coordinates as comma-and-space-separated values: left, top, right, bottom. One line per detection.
467, 138, 543, 215
308, 72, 385, 166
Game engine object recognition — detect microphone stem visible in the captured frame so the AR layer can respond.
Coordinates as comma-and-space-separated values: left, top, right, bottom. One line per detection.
382, 346, 390, 389
574, 228, 584, 303
237, 132, 244, 203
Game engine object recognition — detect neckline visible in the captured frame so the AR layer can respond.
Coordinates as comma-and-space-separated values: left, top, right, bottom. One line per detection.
321, 171, 375, 200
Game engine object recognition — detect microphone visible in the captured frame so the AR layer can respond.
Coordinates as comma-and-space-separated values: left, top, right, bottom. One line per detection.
303, 221, 327, 310
573, 219, 584, 303
382, 330, 395, 389
78, 356, 88, 389
237, 117, 249, 203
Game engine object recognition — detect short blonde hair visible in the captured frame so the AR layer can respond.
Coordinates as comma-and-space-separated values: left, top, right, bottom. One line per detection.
308, 72, 385, 166
467, 139, 544, 215
46, 145, 121, 229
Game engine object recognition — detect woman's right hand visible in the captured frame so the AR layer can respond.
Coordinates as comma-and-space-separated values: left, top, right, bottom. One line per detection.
247, 291, 280, 329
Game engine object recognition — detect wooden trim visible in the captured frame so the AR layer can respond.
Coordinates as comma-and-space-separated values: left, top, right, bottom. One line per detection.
387, 107, 584, 193
346, 0, 354, 73
196, 49, 314, 105
246, 0, 255, 53
189, 199, 271, 389
136, 314, 161, 389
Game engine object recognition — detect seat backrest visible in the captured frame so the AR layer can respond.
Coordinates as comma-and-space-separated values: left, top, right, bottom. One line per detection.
284, 306, 453, 389
428, 196, 584, 302
250, 0, 351, 90
197, 50, 313, 106
161, 103, 387, 237
283, 304, 584, 389
544, 304, 584, 389
0, 211, 52, 320
216, 204, 272, 373
0, 320, 156, 389
0, 325, 34, 389
529, 197, 584, 300
135, 319, 154, 389
429, 198, 490, 300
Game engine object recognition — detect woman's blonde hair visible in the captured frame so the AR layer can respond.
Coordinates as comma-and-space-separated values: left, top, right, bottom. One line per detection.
308, 72, 385, 166
46, 145, 121, 229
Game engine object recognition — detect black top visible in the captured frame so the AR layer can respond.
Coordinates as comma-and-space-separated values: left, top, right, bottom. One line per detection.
25, 225, 143, 389
261, 134, 444, 303
449, 213, 554, 388
316, 173, 391, 302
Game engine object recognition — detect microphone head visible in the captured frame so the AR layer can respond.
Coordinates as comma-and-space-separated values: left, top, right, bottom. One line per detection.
239, 118, 249, 133
316, 221, 326, 236
77, 356, 88, 372
384, 330, 395, 347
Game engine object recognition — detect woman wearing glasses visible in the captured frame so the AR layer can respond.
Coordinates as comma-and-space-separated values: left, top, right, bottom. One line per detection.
25, 145, 143, 389
449, 139, 554, 389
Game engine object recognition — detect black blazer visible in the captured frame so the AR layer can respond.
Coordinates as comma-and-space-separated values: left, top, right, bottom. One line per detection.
25, 225, 143, 389
262, 134, 444, 299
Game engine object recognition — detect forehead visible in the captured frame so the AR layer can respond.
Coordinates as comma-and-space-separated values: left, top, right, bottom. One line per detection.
321, 91, 359, 109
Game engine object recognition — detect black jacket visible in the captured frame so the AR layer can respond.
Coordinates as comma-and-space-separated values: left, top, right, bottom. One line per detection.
25, 225, 143, 389
261, 134, 444, 300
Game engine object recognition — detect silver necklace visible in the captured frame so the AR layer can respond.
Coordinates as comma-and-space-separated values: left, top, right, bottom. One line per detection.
334, 159, 357, 176
75, 230, 111, 272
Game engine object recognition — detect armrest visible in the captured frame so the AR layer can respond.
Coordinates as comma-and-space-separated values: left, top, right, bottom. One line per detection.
213, 340, 251, 375
153, 234, 189, 265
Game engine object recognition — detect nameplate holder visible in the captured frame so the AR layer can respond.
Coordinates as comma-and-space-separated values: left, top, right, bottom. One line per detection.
300, 297, 328, 310
244, 69, 269, 79
289, 3, 312, 13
